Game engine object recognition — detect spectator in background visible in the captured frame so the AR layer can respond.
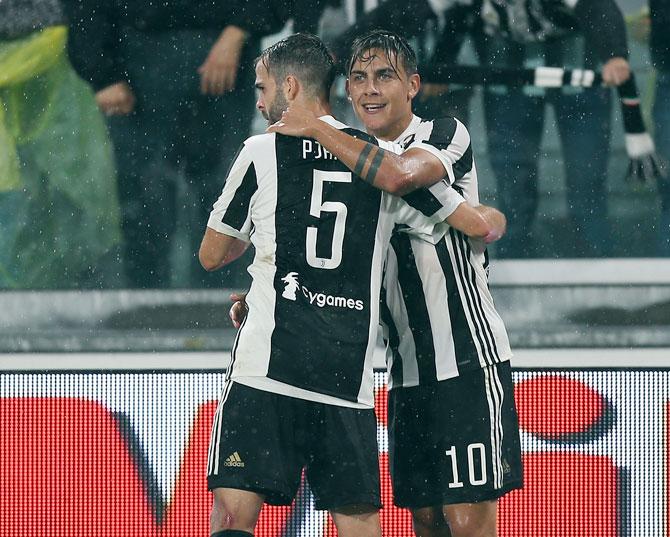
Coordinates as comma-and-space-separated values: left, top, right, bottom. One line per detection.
268, 0, 332, 34
650, 0, 670, 255
467, 0, 631, 258
0, 0, 122, 289
65, 0, 282, 288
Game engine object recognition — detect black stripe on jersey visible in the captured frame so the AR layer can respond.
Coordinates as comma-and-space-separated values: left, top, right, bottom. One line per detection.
426, 117, 457, 149
400, 189, 446, 219
450, 229, 500, 365
220, 161, 258, 230
380, 293, 403, 388
452, 143, 473, 181
425, 117, 472, 181
221, 143, 245, 186
391, 232, 438, 383
435, 237, 480, 366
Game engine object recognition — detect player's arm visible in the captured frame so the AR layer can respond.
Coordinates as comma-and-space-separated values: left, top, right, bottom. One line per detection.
199, 231, 249, 271
199, 142, 255, 271
447, 203, 506, 243
267, 106, 445, 195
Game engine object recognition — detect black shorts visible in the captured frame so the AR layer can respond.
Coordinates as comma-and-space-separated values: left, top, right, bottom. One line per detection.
388, 361, 523, 508
206, 381, 381, 511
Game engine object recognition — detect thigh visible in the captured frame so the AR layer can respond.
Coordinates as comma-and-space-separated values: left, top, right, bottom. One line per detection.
554, 88, 611, 185
389, 363, 523, 508
653, 72, 670, 211
305, 404, 381, 511
654, 71, 670, 156
206, 381, 304, 505
330, 504, 381, 537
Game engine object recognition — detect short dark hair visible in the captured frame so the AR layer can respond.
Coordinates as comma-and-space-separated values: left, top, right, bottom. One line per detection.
257, 33, 336, 99
347, 30, 418, 78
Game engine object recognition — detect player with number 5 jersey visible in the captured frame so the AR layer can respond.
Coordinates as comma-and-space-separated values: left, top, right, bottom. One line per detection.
198, 34, 468, 537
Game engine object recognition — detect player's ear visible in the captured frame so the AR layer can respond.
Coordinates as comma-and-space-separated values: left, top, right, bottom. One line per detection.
345, 78, 352, 101
286, 75, 299, 101
408, 73, 420, 100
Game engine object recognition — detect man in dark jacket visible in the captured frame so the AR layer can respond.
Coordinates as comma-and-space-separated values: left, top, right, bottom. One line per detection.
471, 0, 630, 258
650, 0, 670, 255
65, 0, 282, 287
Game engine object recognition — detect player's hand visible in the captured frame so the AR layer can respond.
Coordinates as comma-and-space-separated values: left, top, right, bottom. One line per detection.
198, 25, 247, 95
95, 82, 135, 116
601, 57, 631, 87
266, 105, 319, 138
475, 205, 506, 243
229, 292, 248, 329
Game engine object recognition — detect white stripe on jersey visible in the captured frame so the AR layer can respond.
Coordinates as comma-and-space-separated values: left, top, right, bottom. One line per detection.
483, 365, 505, 489
225, 134, 279, 383
358, 194, 389, 404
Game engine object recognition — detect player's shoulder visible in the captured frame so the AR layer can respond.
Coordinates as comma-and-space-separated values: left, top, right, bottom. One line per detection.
319, 114, 378, 146
243, 132, 276, 155
422, 115, 468, 133
341, 126, 378, 146
413, 115, 470, 145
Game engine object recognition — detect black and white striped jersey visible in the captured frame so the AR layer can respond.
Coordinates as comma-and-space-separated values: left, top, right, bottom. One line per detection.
207, 116, 461, 408
381, 115, 512, 390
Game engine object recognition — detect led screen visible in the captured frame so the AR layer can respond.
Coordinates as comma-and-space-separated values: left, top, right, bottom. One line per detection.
0, 368, 666, 536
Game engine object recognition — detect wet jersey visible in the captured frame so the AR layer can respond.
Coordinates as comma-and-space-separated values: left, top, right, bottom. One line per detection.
382, 115, 513, 390
208, 116, 460, 407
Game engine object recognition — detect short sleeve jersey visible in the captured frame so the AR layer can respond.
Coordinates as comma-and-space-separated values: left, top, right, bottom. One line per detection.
208, 116, 456, 408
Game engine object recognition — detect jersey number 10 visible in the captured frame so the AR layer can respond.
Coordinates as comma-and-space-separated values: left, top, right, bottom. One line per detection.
306, 170, 352, 269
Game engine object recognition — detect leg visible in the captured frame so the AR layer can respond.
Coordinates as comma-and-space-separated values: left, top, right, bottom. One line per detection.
443, 500, 497, 537
330, 504, 381, 537
207, 383, 304, 534
483, 89, 544, 258
210, 487, 264, 534
411, 506, 453, 537
653, 69, 670, 256
389, 366, 522, 537
554, 87, 612, 256
306, 405, 381, 535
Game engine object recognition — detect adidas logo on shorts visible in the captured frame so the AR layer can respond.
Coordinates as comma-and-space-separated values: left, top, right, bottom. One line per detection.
223, 451, 245, 467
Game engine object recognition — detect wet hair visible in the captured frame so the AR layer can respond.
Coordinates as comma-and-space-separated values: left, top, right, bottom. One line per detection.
257, 33, 336, 99
347, 30, 418, 78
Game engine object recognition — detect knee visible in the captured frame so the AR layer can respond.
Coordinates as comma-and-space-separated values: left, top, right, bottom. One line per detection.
411, 507, 449, 537
210, 490, 261, 533
444, 506, 496, 537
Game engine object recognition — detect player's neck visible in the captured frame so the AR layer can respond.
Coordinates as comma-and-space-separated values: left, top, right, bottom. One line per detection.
368, 113, 413, 142
295, 96, 332, 119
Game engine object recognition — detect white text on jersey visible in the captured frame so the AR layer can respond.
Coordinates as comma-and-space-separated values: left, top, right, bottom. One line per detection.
303, 140, 337, 160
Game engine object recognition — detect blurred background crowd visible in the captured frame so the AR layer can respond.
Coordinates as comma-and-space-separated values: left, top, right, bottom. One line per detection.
0, 0, 668, 290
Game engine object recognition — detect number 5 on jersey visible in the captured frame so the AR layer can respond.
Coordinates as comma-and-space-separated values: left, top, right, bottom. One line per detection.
306, 170, 352, 269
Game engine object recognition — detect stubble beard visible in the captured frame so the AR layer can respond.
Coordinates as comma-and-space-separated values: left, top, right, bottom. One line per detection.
266, 92, 289, 125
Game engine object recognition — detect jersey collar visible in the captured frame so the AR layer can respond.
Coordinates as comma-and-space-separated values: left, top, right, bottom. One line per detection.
318, 114, 349, 130
393, 115, 423, 144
